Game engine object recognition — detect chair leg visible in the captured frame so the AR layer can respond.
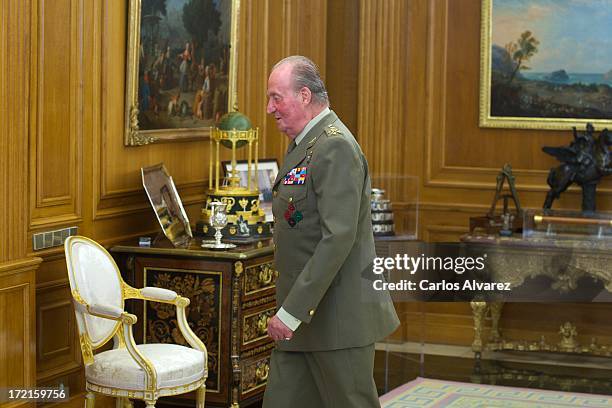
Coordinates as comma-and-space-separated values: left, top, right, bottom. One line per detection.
115, 397, 132, 408
85, 392, 95, 408
196, 385, 206, 408
144, 400, 156, 408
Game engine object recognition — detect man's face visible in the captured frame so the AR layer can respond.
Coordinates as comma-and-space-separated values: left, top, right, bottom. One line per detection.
266, 64, 310, 138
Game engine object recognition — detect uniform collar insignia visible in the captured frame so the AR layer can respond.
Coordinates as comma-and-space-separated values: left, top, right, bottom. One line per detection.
325, 125, 340, 136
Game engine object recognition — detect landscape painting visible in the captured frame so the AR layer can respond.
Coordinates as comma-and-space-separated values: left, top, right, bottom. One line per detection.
480, 0, 612, 129
125, 0, 238, 145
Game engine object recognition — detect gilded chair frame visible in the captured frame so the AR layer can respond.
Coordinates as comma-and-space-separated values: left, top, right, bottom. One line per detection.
65, 236, 207, 407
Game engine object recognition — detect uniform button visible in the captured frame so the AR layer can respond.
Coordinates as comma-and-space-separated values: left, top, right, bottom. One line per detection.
309, 310, 315, 316
273, 191, 278, 197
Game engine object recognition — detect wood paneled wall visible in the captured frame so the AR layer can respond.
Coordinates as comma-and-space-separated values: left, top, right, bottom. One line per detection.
3, 0, 611, 400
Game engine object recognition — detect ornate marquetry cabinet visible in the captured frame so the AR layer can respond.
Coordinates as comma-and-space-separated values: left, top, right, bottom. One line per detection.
111, 237, 277, 407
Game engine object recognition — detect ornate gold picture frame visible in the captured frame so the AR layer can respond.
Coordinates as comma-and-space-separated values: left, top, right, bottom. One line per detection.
125, 0, 240, 146
479, 0, 612, 130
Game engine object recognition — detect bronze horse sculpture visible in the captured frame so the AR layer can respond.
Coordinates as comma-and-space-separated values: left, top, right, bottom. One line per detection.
543, 123, 612, 212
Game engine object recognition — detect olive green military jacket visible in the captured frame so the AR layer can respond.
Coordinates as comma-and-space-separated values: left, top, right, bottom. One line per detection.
272, 111, 399, 352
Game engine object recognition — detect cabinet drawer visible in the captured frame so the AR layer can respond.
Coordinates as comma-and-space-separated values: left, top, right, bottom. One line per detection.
240, 352, 272, 398
243, 260, 277, 301
242, 304, 276, 348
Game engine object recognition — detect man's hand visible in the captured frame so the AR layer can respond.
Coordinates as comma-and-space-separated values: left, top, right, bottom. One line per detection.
267, 315, 294, 341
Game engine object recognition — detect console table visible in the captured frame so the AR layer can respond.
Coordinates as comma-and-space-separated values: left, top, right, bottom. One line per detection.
111, 236, 277, 407
461, 234, 612, 358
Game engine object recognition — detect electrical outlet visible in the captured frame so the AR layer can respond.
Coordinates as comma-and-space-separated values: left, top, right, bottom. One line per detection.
32, 226, 78, 251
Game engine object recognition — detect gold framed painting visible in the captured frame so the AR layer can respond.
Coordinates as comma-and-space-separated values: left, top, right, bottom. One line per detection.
125, 0, 240, 146
479, 0, 612, 130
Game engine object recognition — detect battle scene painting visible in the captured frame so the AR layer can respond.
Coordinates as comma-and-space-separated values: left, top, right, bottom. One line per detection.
480, 0, 612, 129
125, 0, 236, 144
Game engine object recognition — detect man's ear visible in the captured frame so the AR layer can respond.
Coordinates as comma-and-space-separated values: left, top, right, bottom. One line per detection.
300, 87, 312, 104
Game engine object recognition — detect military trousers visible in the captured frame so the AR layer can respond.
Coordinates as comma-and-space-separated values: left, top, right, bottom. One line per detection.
262, 343, 380, 408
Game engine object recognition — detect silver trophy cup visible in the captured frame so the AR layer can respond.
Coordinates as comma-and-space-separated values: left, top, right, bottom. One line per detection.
201, 201, 236, 249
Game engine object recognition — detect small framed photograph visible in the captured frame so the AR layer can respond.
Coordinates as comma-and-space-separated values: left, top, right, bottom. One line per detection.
222, 159, 279, 222
141, 163, 192, 247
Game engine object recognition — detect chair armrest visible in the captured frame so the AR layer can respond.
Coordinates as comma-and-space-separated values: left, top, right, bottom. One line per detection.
122, 283, 178, 304
87, 303, 137, 325
120, 283, 206, 354
141, 287, 178, 302
89, 303, 123, 318
175, 298, 207, 354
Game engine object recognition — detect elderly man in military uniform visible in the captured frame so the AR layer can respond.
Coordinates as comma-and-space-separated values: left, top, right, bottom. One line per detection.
263, 55, 399, 408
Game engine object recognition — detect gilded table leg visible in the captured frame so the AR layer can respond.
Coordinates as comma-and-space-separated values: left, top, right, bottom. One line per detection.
489, 302, 504, 343
470, 300, 488, 358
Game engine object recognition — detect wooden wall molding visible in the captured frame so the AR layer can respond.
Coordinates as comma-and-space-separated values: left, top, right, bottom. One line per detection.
37, 284, 80, 381
36, 277, 69, 291
257, 0, 329, 162
423, 0, 449, 188
2, 0, 31, 262
325, 0, 360, 133
0, 258, 39, 400
30, 214, 83, 230
98, 175, 207, 203
0, 281, 35, 392
237, 1, 270, 158
357, 0, 409, 177
93, 185, 206, 221
29, 0, 83, 229
38, 301, 73, 359
0, 257, 43, 276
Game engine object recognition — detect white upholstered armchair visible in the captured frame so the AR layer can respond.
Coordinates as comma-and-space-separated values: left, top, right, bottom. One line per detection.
64, 236, 207, 407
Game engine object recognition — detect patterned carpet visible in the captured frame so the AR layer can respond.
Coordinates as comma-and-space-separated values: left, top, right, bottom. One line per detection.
379, 377, 612, 407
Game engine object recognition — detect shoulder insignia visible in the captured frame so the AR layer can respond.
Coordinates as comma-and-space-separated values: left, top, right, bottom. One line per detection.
325, 125, 341, 136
